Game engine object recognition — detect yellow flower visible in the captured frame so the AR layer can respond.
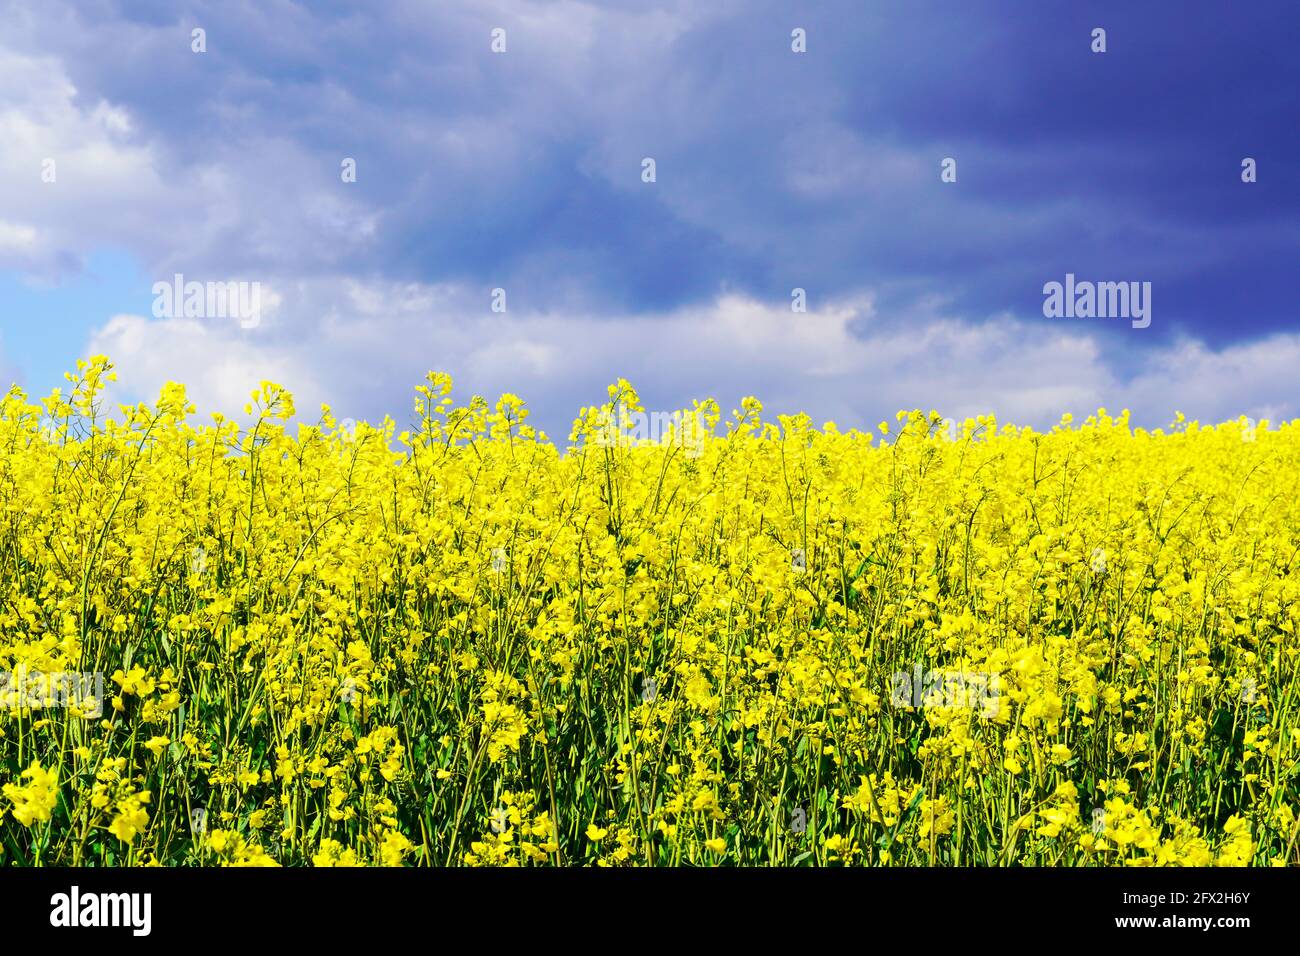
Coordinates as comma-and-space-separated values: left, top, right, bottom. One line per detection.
2, 762, 59, 828
109, 794, 151, 844
380, 830, 414, 866
2, 365, 1297, 868
313, 839, 361, 867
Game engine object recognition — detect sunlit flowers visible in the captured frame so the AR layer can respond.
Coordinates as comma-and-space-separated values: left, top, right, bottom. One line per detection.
0, 358, 1295, 867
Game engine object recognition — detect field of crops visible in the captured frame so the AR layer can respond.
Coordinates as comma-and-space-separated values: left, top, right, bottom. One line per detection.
1, 356, 1296, 866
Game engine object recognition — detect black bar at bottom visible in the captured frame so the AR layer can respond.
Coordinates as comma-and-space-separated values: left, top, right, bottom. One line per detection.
0, 866, 1286, 942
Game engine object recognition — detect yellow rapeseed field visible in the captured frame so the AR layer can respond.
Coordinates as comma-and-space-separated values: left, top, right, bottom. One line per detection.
1, 356, 1296, 866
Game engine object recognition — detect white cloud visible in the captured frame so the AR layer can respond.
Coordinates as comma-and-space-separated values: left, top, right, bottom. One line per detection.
0, 47, 162, 275
0, 219, 39, 253
86, 314, 325, 419
0, 38, 376, 282
79, 282, 1300, 440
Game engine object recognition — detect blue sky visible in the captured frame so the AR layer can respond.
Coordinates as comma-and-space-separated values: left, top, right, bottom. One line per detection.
1, 0, 1297, 436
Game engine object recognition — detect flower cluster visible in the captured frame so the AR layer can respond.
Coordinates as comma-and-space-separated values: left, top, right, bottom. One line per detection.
1, 358, 1295, 866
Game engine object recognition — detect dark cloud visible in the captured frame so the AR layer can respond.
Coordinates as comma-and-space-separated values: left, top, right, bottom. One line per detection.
3, 0, 1297, 402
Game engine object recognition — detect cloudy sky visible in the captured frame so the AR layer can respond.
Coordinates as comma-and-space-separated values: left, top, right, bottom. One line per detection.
1, 0, 1297, 437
